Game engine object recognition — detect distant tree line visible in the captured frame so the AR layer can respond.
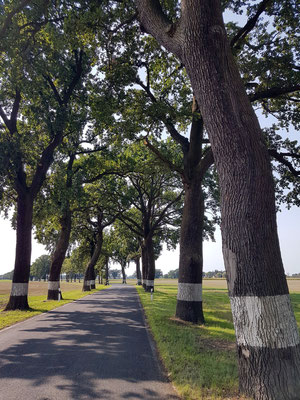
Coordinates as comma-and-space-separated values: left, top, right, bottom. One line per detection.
162, 269, 226, 279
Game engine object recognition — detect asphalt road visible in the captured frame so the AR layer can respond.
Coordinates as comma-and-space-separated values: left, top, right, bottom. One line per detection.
0, 284, 179, 400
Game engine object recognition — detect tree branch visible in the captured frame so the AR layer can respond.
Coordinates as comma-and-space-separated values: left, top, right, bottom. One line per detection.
10, 89, 21, 133
0, 89, 21, 134
136, 77, 189, 152
118, 214, 143, 237
109, 11, 138, 33
249, 85, 300, 102
0, 105, 10, 130
136, 0, 182, 58
63, 50, 83, 104
195, 147, 214, 179
82, 170, 130, 184
151, 190, 183, 233
75, 145, 108, 155
187, 97, 205, 169
230, 0, 272, 48
144, 137, 184, 176
269, 149, 300, 177
44, 75, 63, 106
0, 0, 32, 39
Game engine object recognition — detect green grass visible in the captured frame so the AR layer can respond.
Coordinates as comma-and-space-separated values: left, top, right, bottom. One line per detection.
0, 286, 109, 330
137, 286, 300, 400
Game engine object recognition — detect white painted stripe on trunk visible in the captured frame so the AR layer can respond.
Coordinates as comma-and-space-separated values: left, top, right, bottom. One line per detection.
230, 294, 300, 348
11, 283, 28, 296
48, 281, 60, 290
177, 283, 202, 302
137, 279, 142, 284
85, 280, 91, 286
90, 280, 95, 285
146, 280, 154, 286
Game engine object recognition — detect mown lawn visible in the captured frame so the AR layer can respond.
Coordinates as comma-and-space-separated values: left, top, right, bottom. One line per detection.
137, 284, 300, 400
0, 282, 109, 330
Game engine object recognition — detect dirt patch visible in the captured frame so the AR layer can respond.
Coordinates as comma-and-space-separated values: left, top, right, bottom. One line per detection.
196, 336, 236, 352
169, 316, 197, 326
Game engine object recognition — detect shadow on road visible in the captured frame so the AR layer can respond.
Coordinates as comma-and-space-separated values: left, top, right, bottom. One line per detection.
0, 285, 178, 400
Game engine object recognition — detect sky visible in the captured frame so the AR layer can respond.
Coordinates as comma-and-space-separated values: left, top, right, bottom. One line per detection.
1, 200, 299, 276
0, 6, 299, 277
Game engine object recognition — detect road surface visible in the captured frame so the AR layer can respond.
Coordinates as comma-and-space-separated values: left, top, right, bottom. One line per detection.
0, 284, 179, 400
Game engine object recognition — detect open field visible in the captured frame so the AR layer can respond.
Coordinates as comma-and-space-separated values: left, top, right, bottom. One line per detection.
0, 282, 109, 330
110, 278, 300, 292
0, 280, 86, 296
137, 284, 300, 400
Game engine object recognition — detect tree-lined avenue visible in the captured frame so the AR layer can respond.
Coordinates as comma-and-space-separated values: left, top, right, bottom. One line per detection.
0, 284, 178, 400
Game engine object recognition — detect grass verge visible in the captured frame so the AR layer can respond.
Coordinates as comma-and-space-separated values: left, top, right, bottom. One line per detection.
0, 285, 109, 330
137, 285, 300, 400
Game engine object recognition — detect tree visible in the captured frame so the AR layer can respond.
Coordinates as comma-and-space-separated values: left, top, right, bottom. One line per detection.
30, 255, 51, 281
109, 143, 183, 291
155, 269, 163, 279
127, 250, 142, 285
103, 5, 299, 326
109, 269, 121, 279
0, 2, 92, 310
69, 173, 121, 291
164, 269, 179, 279
62, 247, 88, 282
136, 1, 300, 398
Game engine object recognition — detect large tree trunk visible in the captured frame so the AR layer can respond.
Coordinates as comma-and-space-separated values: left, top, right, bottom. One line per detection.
137, 1, 300, 398
83, 265, 94, 292
47, 209, 72, 300
5, 193, 33, 310
144, 235, 155, 292
176, 178, 205, 324
182, 3, 300, 397
141, 246, 148, 290
105, 259, 109, 285
83, 230, 103, 291
121, 262, 126, 284
135, 257, 142, 285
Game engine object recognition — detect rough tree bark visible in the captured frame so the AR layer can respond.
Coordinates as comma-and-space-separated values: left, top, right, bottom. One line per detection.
83, 221, 103, 292
136, 1, 300, 398
47, 155, 74, 300
144, 235, 155, 292
176, 177, 205, 323
5, 193, 33, 310
105, 258, 109, 285
121, 261, 127, 284
141, 245, 148, 289
47, 209, 72, 300
142, 83, 214, 322
135, 256, 142, 285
